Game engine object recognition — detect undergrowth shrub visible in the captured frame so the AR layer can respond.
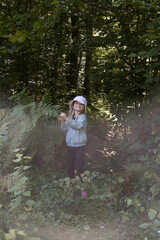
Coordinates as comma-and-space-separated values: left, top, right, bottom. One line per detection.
0, 89, 63, 170
0, 151, 32, 239
138, 208, 160, 239
108, 94, 160, 239
1, 150, 159, 240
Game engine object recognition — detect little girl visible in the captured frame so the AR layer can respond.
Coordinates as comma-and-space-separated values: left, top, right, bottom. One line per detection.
59, 96, 87, 179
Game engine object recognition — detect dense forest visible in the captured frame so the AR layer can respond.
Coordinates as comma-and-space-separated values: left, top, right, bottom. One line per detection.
1, 0, 160, 239
1, 0, 159, 104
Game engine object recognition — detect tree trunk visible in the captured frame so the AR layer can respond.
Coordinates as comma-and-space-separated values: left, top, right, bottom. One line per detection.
83, 18, 92, 102
66, 12, 79, 95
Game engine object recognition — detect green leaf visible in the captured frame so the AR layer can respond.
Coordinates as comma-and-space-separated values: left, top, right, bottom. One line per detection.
23, 166, 31, 170
23, 190, 31, 197
75, 176, 80, 181
16, 153, 23, 158
117, 176, 124, 183
140, 207, 145, 213
128, 53, 137, 58
153, 149, 158, 154
21, 176, 28, 183
146, 48, 159, 57
10, 35, 18, 43
33, 22, 40, 29
139, 223, 150, 229
150, 185, 160, 198
13, 158, 21, 163
25, 200, 35, 206
138, 51, 147, 57
4, 229, 16, 240
126, 198, 132, 207
153, 219, 160, 227
13, 149, 20, 152
9, 198, 21, 210
24, 156, 31, 159
148, 209, 157, 221
18, 212, 28, 220
17, 231, 27, 236
64, 177, 70, 182
82, 176, 88, 182
9, 30, 26, 43
84, 171, 90, 176
147, 23, 154, 30
12, 153, 23, 163
135, 67, 144, 73
12, 170, 20, 175
64, 214, 72, 219
151, 62, 160, 69
52, 0, 59, 4
18, 34, 26, 43
1, 49, 7, 54
14, 190, 22, 195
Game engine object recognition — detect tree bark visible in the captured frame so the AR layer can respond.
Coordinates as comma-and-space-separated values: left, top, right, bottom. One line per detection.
66, 12, 79, 94
83, 18, 92, 102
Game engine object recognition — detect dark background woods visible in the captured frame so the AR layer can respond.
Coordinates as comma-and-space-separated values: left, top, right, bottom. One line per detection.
1, 0, 159, 106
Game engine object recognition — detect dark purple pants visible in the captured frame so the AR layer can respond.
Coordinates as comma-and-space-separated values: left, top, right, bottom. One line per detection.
67, 146, 85, 179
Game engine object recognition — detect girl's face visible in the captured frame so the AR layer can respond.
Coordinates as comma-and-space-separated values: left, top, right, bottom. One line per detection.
73, 101, 85, 113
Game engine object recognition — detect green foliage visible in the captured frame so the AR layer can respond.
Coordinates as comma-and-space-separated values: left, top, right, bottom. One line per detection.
138, 208, 160, 239
0, 90, 62, 169
1, 0, 159, 105
0, 145, 159, 240
0, 152, 31, 238
0, 122, 8, 157
4, 229, 27, 240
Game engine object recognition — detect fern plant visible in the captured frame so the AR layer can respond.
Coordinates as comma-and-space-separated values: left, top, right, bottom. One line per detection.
9, 88, 34, 105
0, 123, 8, 155
0, 109, 9, 170
0, 89, 64, 171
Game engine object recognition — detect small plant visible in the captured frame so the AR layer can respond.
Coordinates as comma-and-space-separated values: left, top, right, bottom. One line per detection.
7, 151, 31, 211
4, 228, 27, 240
138, 208, 160, 239
0, 150, 32, 238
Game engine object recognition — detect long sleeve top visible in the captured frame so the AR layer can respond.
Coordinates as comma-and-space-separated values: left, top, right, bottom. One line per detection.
61, 114, 87, 147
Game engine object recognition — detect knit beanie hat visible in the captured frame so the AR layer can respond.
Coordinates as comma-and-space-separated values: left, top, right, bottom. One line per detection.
69, 96, 87, 113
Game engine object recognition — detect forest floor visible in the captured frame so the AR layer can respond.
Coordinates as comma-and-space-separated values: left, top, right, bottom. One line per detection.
2, 118, 145, 240
25, 221, 135, 240
20, 127, 138, 240
22, 196, 138, 240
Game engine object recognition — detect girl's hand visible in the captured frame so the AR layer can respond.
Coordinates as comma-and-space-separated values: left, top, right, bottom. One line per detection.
60, 112, 67, 120
58, 116, 64, 122
60, 112, 70, 123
